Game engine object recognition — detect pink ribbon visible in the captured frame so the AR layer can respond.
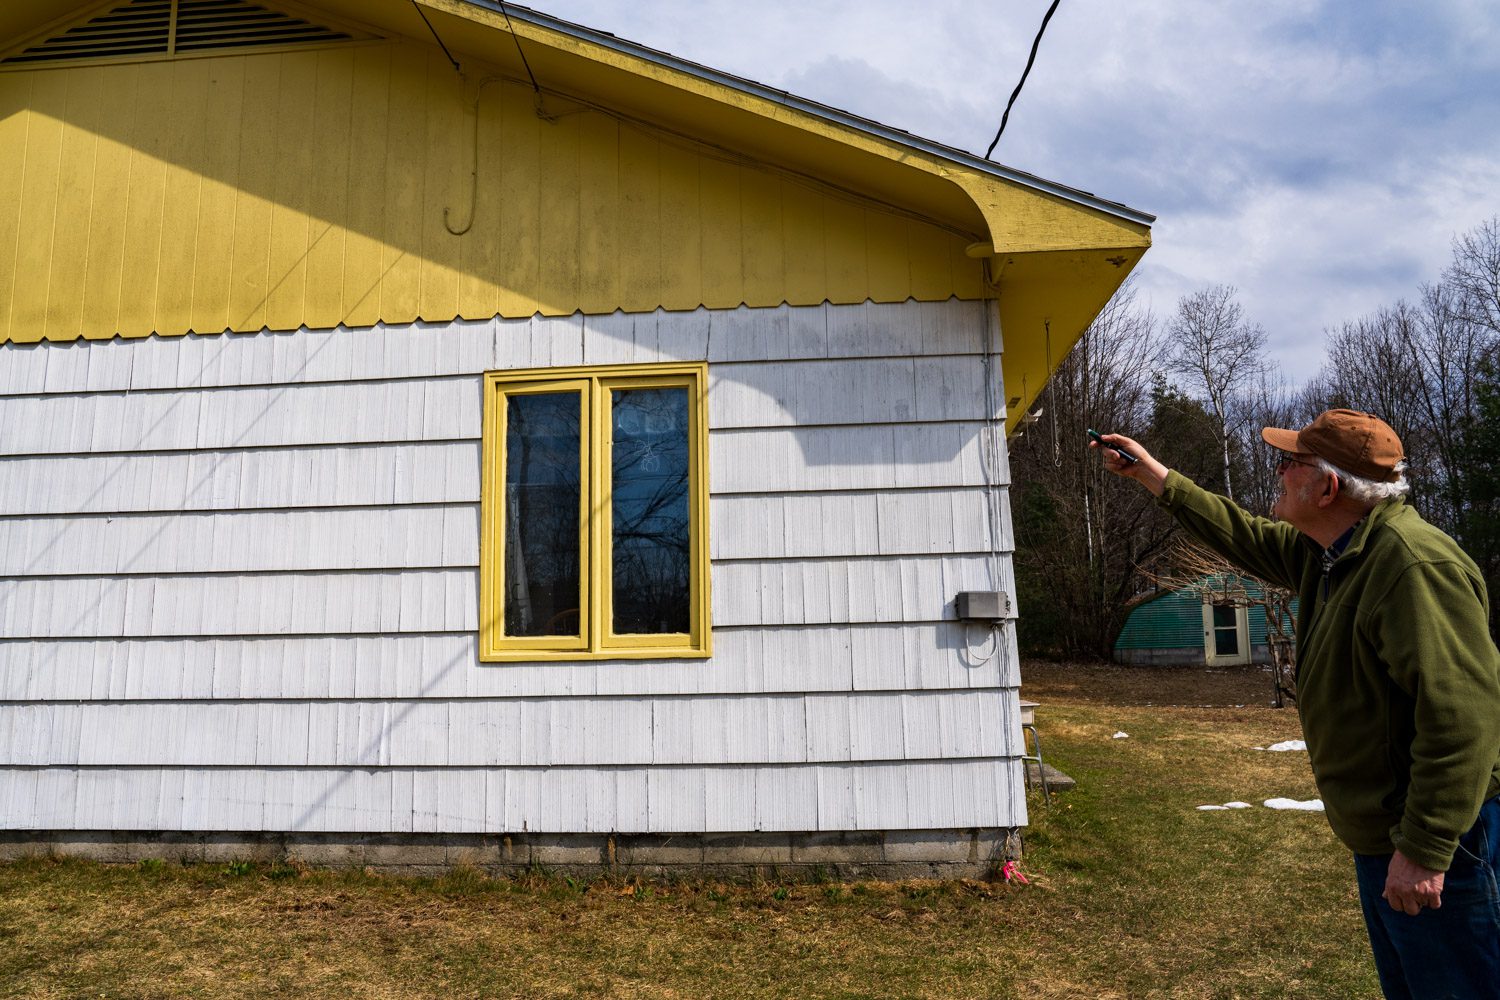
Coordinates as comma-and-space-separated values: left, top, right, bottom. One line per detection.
1000, 860, 1030, 884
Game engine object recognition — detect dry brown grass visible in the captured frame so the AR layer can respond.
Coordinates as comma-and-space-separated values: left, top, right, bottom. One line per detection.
1022, 659, 1279, 707
0, 663, 1379, 999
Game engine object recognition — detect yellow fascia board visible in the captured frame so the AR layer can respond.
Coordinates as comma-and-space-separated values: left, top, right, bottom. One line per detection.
416, 0, 1152, 258
955, 178, 1153, 256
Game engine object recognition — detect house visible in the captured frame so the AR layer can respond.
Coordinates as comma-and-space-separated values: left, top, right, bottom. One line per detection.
1113, 576, 1292, 667
0, 0, 1152, 876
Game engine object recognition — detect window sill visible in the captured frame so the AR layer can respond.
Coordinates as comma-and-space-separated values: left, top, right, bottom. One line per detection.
478, 645, 713, 663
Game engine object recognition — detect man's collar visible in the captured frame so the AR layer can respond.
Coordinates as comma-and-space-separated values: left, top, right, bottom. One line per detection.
1327, 520, 1362, 559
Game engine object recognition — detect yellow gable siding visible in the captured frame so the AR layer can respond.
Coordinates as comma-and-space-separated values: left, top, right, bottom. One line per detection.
0, 40, 985, 344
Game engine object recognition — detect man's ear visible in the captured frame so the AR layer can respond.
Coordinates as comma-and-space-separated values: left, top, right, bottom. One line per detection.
1318, 474, 1340, 508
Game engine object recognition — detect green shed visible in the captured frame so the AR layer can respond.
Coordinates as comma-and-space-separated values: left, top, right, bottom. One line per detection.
1113, 576, 1293, 666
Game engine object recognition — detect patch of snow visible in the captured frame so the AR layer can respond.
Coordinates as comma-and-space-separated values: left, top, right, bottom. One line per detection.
1264, 797, 1324, 811
1112, 732, 1129, 739
1223, 801, 1252, 809
1266, 740, 1306, 752
1196, 805, 1228, 811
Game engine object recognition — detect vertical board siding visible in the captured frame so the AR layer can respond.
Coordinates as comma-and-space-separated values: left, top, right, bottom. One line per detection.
0, 44, 984, 347
0, 300, 1022, 834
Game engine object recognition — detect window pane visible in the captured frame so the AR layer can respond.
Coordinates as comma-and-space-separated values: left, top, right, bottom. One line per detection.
611, 387, 690, 634
1211, 605, 1239, 655
504, 392, 581, 637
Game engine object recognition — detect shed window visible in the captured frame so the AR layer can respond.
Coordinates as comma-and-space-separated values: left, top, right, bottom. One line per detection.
480, 363, 710, 661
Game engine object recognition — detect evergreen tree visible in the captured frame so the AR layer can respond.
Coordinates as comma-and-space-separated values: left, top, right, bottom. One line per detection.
1454, 364, 1500, 640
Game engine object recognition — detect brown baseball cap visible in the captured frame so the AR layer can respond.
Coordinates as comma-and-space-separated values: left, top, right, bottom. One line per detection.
1262, 409, 1404, 483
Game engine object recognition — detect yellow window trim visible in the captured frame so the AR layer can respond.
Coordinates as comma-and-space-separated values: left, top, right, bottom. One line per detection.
479, 362, 711, 662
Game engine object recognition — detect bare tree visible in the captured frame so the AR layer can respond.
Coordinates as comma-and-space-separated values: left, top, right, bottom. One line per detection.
1143, 537, 1297, 707
1236, 370, 1311, 518
1305, 303, 1438, 512
1166, 285, 1269, 500
1011, 279, 1174, 658
1321, 304, 1426, 445
1312, 258, 1500, 539
1391, 282, 1494, 532
1447, 217, 1500, 339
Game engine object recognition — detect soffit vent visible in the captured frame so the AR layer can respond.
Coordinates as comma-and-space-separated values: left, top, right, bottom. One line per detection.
2, 0, 371, 65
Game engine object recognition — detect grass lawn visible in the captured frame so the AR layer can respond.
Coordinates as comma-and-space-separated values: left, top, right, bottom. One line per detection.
0, 664, 1380, 999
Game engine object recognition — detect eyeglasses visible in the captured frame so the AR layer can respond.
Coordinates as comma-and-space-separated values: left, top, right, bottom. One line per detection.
1275, 454, 1319, 474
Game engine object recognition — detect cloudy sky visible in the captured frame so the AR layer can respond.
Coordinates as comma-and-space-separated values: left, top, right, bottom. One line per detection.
536, 0, 1500, 380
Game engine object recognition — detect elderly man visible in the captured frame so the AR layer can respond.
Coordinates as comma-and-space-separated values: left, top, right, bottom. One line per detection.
1095, 409, 1500, 1000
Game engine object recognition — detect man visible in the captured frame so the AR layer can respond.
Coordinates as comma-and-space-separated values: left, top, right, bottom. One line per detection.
1094, 409, 1500, 1000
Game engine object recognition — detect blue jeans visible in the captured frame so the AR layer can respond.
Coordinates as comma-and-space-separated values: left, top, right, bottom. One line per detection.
1353, 795, 1500, 1000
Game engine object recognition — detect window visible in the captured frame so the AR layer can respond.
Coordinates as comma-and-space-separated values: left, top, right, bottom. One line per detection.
479, 363, 711, 661
1202, 600, 1249, 666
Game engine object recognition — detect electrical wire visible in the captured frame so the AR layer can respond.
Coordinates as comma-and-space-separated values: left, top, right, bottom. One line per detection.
1044, 319, 1061, 466
410, 0, 460, 73
498, 1, 543, 95
985, 0, 1062, 160
444, 78, 509, 236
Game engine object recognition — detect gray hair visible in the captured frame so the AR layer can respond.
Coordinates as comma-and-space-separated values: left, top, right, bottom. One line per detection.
1312, 456, 1410, 505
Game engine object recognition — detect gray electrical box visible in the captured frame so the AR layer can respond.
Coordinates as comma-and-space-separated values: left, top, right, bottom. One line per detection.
955, 591, 1009, 622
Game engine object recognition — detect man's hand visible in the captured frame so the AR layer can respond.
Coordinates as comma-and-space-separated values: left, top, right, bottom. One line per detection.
1089, 433, 1171, 496
1383, 850, 1445, 915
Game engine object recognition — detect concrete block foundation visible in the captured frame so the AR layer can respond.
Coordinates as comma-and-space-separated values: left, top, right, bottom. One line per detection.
0, 829, 1020, 880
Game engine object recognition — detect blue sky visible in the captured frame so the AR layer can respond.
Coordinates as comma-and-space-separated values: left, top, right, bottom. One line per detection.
535, 0, 1500, 381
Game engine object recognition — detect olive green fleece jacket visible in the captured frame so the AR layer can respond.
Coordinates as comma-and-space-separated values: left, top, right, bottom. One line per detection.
1159, 470, 1500, 870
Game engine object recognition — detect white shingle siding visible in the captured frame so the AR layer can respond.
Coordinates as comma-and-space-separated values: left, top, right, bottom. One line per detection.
0, 299, 1024, 834
3, 759, 1018, 834
0, 489, 1000, 573
0, 690, 1017, 766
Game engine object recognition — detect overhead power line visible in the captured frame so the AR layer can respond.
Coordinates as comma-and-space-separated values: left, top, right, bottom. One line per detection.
985, 0, 1063, 160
